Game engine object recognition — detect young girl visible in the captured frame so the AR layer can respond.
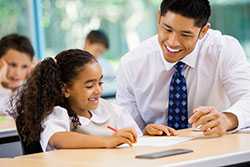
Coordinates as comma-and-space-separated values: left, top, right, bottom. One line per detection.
12, 49, 142, 152
0, 34, 34, 115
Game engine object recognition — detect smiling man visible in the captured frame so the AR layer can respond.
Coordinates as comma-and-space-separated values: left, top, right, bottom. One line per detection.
116, 0, 250, 137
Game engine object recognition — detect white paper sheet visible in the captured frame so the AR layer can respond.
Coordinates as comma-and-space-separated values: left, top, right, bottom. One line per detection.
119, 136, 193, 148
239, 127, 250, 133
229, 127, 250, 134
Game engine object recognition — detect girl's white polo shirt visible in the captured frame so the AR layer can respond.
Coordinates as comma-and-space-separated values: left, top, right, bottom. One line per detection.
40, 98, 142, 151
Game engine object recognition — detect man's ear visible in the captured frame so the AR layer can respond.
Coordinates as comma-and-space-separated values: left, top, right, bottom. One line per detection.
62, 84, 70, 98
199, 23, 210, 39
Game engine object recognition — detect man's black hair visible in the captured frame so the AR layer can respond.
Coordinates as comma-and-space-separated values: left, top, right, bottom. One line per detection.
160, 0, 211, 27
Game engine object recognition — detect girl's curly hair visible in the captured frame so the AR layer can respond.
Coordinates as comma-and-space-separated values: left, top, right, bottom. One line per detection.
10, 49, 96, 145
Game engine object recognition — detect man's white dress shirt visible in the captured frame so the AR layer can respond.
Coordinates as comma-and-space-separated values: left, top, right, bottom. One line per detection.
116, 29, 250, 131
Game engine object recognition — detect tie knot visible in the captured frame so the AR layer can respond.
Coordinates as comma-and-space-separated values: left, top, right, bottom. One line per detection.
174, 62, 185, 73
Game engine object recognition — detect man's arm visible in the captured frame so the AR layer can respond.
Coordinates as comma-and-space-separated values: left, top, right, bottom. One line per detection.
189, 36, 250, 136
116, 59, 145, 130
220, 36, 250, 130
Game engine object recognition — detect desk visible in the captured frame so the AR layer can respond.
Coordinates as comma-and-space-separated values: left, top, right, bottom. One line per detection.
0, 116, 19, 144
0, 158, 94, 167
0, 116, 21, 157
16, 129, 250, 167
0, 116, 18, 144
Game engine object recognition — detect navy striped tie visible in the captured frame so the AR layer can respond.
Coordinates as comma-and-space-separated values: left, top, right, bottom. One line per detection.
167, 62, 188, 130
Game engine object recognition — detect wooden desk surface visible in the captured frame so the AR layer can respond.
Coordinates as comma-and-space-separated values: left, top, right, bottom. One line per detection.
16, 129, 250, 167
0, 158, 94, 167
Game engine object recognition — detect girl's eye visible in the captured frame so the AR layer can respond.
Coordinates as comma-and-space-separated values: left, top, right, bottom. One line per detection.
99, 81, 104, 86
166, 28, 172, 32
85, 81, 103, 89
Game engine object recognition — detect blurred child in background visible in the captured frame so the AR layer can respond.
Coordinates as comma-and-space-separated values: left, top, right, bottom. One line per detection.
84, 30, 116, 96
0, 34, 34, 115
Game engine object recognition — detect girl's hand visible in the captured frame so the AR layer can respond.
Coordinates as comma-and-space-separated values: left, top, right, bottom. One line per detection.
0, 59, 8, 84
143, 124, 177, 136
104, 128, 137, 148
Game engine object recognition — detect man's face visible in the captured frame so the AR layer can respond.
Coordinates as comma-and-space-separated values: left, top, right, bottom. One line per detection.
84, 42, 107, 59
157, 11, 208, 63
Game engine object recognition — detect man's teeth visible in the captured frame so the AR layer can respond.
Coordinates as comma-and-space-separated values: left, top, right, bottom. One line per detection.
167, 46, 181, 53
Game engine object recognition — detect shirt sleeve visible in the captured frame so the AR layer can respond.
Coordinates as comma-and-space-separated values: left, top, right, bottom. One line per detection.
220, 36, 250, 130
111, 103, 143, 136
0, 97, 10, 115
116, 58, 146, 130
40, 106, 70, 151
0, 89, 11, 115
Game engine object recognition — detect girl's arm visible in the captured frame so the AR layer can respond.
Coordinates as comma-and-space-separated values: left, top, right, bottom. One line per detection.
49, 129, 136, 149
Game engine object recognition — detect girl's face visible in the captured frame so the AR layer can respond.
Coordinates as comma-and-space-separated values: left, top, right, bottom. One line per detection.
2, 49, 32, 90
65, 62, 103, 114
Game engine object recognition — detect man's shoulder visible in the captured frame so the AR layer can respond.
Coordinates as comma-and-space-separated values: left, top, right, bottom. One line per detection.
199, 29, 245, 64
202, 29, 222, 46
203, 29, 240, 48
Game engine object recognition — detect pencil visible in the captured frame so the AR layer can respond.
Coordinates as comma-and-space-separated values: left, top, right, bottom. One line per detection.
107, 125, 118, 132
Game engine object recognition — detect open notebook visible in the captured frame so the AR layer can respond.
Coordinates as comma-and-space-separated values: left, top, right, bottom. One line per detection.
119, 136, 193, 148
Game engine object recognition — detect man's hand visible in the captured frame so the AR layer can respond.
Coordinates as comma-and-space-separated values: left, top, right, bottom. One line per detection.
189, 106, 238, 136
143, 124, 177, 136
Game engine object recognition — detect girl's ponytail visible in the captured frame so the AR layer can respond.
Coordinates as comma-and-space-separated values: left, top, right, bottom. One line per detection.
11, 49, 97, 144
13, 57, 64, 144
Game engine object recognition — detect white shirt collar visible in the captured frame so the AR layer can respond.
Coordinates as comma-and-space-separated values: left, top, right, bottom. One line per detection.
78, 101, 111, 125
90, 107, 110, 124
